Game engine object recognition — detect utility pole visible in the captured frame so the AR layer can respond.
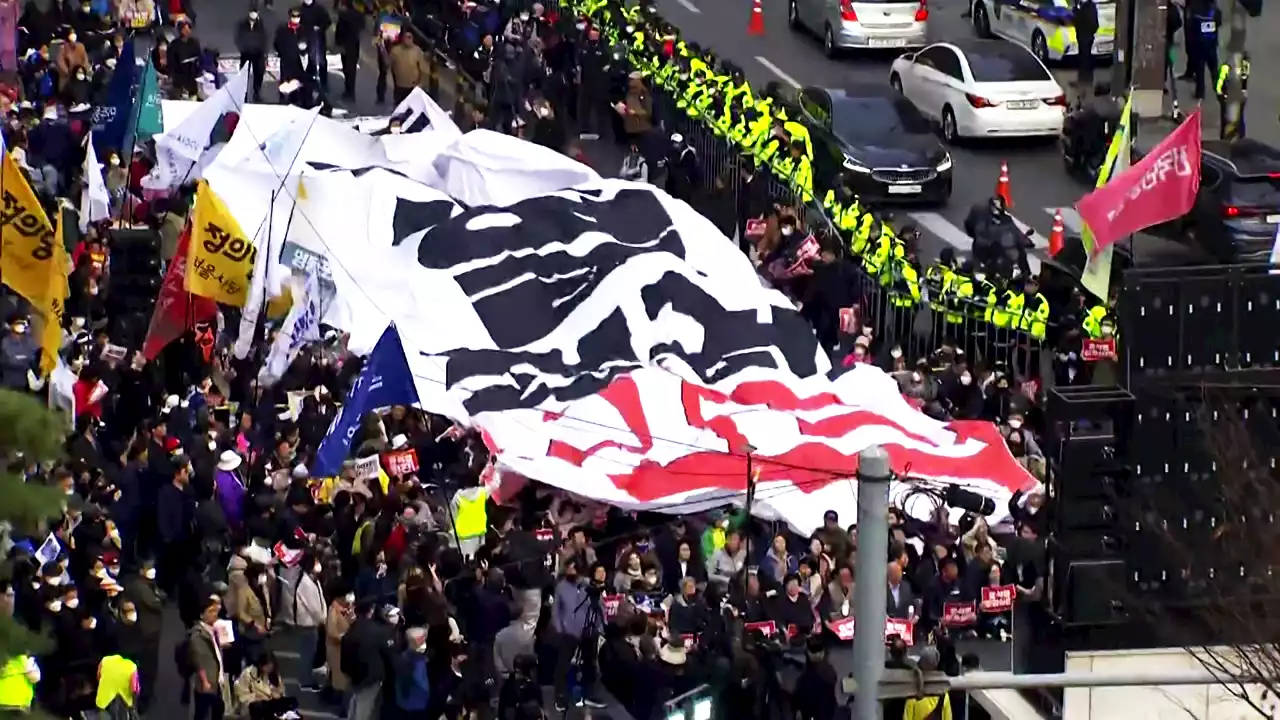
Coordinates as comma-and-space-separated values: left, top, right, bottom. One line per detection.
1111, 0, 1168, 118
1221, 0, 1248, 140
852, 446, 892, 720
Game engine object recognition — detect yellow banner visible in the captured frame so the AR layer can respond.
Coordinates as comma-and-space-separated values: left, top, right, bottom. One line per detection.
39, 208, 72, 377
0, 149, 61, 306
186, 180, 257, 306
0, 151, 70, 377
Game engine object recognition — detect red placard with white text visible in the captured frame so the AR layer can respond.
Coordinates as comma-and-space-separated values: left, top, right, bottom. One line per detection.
744, 620, 778, 636
382, 449, 419, 476
942, 601, 978, 627
826, 616, 915, 645
1081, 338, 1117, 362
602, 594, 622, 619
980, 584, 1016, 613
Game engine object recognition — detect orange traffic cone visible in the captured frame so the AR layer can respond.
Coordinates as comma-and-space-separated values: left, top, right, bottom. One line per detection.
748, 0, 765, 36
1048, 209, 1065, 257
995, 161, 1013, 209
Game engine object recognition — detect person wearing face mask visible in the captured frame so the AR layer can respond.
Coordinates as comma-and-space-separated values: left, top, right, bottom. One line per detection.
235, 6, 268, 102
61, 64, 91, 111
293, 557, 328, 686
0, 313, 37, 391
298, 0, 333, 97
55, 29, 89, 90
168, 21, 202, 99
393, 626, 431, 714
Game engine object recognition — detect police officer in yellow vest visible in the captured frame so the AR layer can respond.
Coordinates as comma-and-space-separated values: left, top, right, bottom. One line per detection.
924, 248, 957, 313
96, 653, 139, 715
1215, 52, 1250, 138
0, 654, 39, 712
1017, 275, 1051, 341
452, 486, 489, 557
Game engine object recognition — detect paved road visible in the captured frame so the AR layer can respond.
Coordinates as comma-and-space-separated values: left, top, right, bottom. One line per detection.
189, 0, 390, 119
654, 0, 1280, 275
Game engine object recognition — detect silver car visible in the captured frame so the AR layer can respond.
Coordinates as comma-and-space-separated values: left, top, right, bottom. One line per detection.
788, 0, 930, 57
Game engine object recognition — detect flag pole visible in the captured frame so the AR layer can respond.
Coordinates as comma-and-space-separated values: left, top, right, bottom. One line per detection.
121, 54, 149, 228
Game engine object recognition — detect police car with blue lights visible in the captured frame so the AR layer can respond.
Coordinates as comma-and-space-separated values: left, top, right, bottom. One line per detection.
968, 0, 1114, 64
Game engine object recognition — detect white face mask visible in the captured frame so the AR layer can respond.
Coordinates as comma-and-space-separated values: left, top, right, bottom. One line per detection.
890, 348, 903, 359
520, 13, 530, 20
65, 598, 79, 609
1008, 419, 1023, 430
67, 34, 76, 43
12, 324, 27, 335
414, 643, 427, 653
911, 372, 922, 384
87, 617, 97, 629
47, 600, 61, 612
124, 611, 137, 623
46, 576, 63, 586
258, 575, 269, 586
109, 156, 120, 166
105, 58, 117, 69
960, 374, 972, 386
298, 42, 308, 52
344, 593, 355, 604
780, 228, 794, 236
143, 568, 156, 580
389, 125, 403, 134
249, 11, 259, 20
313, 564, 322, 574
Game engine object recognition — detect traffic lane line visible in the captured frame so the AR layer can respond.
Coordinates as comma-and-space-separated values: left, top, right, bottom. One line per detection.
755, 55, 801, 88
676, 0, 703, 13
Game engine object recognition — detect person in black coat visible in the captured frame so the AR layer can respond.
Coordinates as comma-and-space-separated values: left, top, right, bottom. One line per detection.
235, 7, 269, 102
297, 0, 333, 96
167, 21, 203, 99
274, 9, 313, 107
154, 458, 195, 595
333, 0, 365, 102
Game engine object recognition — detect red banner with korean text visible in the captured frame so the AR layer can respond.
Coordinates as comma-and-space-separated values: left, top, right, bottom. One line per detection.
942, 601, 978, 628
1076, 110, 1202, 256
1081, 338, 1117, 362
980, 584, 1016, 613
382, 449, 419, 477
142, 224, 217, 359
826, 616, 916, 646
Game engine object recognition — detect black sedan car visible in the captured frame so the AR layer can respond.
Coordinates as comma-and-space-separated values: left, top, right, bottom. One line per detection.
788, 83, 953, 205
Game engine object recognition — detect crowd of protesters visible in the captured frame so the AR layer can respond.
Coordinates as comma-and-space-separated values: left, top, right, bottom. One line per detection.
0, 2, 1070, 720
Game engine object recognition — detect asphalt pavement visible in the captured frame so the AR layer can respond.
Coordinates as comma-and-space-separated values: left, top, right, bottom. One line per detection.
189, 0, 392, 120
651, 0, 1280, 275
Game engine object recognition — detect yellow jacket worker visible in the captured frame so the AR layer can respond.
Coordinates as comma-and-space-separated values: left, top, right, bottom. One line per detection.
903, 646, 952, 720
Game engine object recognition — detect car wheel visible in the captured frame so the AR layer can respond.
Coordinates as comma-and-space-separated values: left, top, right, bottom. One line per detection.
789, 0, 802, 30
972, 2, 991, 37
942, 106, 959, 143
1031, 30, 1050, 64
890, 73, 903, 93
824, 26, 839, 57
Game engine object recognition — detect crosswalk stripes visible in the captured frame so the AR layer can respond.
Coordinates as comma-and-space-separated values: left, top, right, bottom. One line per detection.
904, 206, 1086, 278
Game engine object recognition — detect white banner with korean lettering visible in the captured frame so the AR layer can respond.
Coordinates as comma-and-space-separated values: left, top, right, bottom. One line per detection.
259, 270, 323, 386
149, 68, 248, 190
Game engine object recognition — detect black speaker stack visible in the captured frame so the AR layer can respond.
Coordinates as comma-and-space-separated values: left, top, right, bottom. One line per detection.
105, 228, 163, 349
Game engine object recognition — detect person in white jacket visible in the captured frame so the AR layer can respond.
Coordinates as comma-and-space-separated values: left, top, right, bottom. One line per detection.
293, 560, 328, 688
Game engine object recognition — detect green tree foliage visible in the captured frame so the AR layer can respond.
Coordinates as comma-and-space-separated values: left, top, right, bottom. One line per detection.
0, 389, 73, 665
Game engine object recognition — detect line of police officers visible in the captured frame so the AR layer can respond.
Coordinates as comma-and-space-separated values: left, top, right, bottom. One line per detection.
556, 0, 1115, 359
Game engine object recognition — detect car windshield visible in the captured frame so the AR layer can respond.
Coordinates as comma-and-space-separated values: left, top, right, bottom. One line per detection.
1230, 178, 1280, 208
833, 96, 933, 140
966, 49, 1052, 82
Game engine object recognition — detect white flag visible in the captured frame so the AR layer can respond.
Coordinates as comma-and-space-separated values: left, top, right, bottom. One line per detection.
232, 109, 321, 361
259, 271, 323, 386
149, 67, 249, 190
80, 134, 111, 230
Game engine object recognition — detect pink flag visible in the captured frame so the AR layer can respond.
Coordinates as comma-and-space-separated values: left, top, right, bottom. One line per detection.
1076, 110, 1202, 256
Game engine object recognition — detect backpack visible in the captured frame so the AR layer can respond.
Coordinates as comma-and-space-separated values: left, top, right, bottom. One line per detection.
340, 628, 368, 687
173, 637, 195, 679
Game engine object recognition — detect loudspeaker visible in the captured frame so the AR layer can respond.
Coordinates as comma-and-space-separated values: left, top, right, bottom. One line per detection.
1065, 560, 1128, 626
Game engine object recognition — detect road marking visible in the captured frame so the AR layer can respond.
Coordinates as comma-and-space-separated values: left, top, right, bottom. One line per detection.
676, 0, 702, 12
275, 650, 302, 659
754, 56, 800, 89
908, 211, 973, 252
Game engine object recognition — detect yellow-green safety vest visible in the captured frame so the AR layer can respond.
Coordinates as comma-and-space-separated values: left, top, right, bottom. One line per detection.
96, 655, 137, 709
0, 655, 35, 710
453, 487, 489, 539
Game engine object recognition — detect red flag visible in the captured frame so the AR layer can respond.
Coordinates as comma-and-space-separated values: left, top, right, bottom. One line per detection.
141, 223, 217, 360
1076, 110, 1202, 256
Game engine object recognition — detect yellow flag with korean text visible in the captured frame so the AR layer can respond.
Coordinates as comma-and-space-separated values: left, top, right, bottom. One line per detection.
186, 180, 257, 306
0, 150, 70, 377
40, 207, 72, 377
0, 148, 61, 306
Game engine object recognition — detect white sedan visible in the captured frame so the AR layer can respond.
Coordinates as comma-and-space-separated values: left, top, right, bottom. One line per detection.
888, 39, 1067, 143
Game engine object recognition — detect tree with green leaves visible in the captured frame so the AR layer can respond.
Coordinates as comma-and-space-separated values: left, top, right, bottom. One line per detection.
0, 388, 76, 717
